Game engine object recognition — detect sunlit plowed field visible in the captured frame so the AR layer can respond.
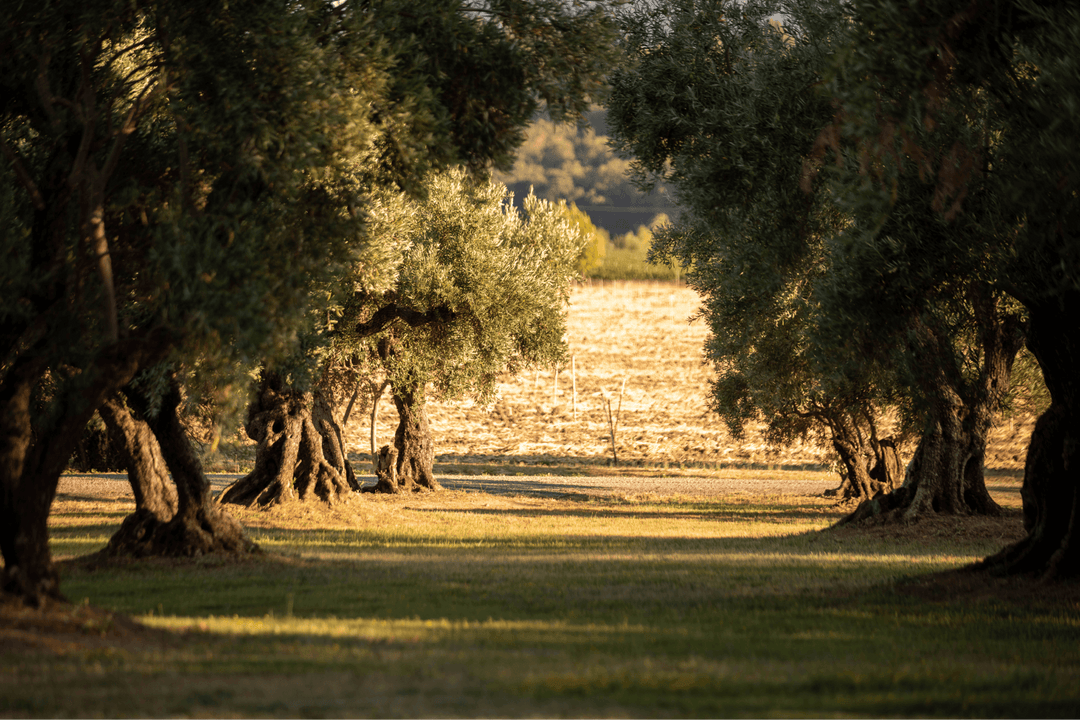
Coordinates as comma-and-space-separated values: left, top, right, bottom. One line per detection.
342, 280, 1033, 473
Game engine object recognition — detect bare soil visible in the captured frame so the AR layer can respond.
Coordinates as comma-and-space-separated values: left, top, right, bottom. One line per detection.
344, 280, 1035, 475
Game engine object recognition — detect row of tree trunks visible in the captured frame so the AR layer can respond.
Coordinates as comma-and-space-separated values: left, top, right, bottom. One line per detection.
218, 371, 440, 505
977, 294, 1080, 580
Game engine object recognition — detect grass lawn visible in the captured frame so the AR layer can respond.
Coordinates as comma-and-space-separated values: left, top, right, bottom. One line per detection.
3, 473, 1079, 718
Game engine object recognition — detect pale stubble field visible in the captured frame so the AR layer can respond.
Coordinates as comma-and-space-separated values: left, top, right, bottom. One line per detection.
346, 280, 1032, 476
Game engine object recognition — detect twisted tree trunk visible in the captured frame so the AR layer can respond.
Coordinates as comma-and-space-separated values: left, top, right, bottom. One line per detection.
825, 409, 901, 502
365, 379, 441, 493
96, 394, 177, 556
219, 371, 359, 507
389, 381, 441, 491
839, 292, 1024, 526
107, 378, 254, 557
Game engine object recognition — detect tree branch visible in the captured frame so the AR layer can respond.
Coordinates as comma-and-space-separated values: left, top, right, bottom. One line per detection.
354, 303, 456, 337
0, 137, 45, 210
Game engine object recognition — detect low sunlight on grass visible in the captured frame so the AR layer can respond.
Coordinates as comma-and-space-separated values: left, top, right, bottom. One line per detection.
7, 479, 1080, 718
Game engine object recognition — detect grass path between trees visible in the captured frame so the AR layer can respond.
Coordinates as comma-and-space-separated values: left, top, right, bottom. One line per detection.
4, 470, 1080, 718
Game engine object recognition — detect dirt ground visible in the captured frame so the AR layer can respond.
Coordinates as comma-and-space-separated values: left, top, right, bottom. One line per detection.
342, 280, 1034, 475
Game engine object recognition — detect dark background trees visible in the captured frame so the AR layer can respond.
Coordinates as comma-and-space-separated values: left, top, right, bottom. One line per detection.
823, 0, 1080, 578
608, 0, 1078, 579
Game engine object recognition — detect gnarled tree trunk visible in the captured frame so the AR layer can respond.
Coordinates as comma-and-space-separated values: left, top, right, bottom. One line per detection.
96, 394, 178, 556
367, 380, 441, 493
976, 294, 1080, 580
219, 371, 359, 507
824, 409, 902, 502
839, 292, 1024, 526
110, 378, 254, 557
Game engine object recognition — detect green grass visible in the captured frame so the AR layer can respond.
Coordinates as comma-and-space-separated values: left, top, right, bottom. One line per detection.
6, 486, 1080, 718
588, 246, 681, 281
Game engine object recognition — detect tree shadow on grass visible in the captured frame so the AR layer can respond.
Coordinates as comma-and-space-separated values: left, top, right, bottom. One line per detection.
401, 504, 838, 522
426, 454, 832, 477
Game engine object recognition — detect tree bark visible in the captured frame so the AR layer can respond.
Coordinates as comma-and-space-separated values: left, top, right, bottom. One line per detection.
96, 394, 178, 556
0, 335, 163, 605
0, 358, 62, 606
219, 371, 359, 507
976, 294, 1080, 580
839, 292, 1024, 525
369, 381, 441, 492
112, 378, 255, 557
824, 410, 901, 502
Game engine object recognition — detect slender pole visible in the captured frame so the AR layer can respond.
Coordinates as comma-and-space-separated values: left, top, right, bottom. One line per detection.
370, 379, 389, 473
605, 396, 618, 466
571, 355, 577, 421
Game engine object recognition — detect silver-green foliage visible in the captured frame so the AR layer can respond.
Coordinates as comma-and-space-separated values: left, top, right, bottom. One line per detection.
607, 0, 861, 447
348, 169, 585, 404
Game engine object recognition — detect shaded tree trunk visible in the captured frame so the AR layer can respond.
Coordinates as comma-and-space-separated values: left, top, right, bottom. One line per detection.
824, 409, 901, 502
70, 415, 126, 473
976, 294, 1080, 580
111, 378, 255, 557
839, 292, 1024, 525
0, 358, 64, 606
0, 336, 161, 605
219, 371, 359, 507
96, 394, 178, 556
367, 381, 440, 492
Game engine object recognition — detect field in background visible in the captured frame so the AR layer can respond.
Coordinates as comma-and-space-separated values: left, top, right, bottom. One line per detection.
340, 281, 1034, 478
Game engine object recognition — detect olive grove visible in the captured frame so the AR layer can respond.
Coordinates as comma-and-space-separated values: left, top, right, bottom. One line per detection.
0, 0, 615, 605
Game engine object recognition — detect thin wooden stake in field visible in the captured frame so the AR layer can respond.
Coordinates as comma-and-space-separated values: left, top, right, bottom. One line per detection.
369, 378, 390, 473
553, 366, 559, 407
571, 355, 577, 421
605, 378, 626, 465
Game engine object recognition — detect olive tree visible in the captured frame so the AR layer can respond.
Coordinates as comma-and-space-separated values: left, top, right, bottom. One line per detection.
822, 0, 1080, 578
215, 0, 616, 507
606, 0, 1025, 513
0, 0, 613, 604
221, 169, 583, 502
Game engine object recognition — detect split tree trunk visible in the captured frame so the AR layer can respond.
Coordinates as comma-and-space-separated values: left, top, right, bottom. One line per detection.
110, 378, 254, 557
368, 381, 441, 492
219, 371, 359, 507
976, 294, 1080, 580
839, 292, 1024, 525
824, 409, 901, 502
